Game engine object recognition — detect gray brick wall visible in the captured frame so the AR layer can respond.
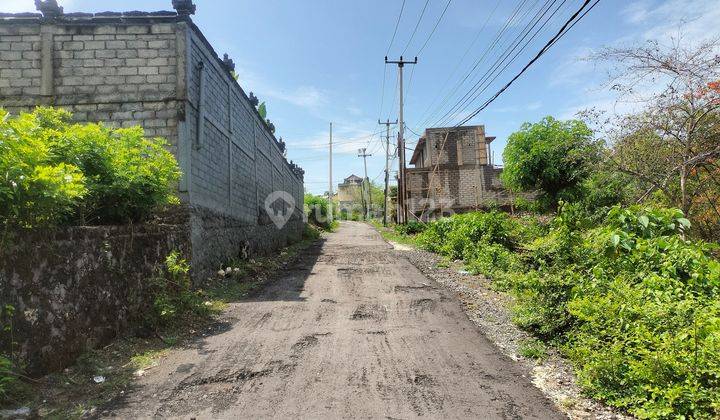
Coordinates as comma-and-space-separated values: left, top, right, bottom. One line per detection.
0, 22, 181, 152
0, 16, 304, 279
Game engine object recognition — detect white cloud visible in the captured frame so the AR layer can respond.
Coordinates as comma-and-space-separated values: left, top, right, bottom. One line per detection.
547, 47, 599, 87
234, 65, 327, 111
287, 123, 380, 156
621, 1, 652, 24
271, 85, 326, 109
487, 101, 543, 113
622, 0, 720, 42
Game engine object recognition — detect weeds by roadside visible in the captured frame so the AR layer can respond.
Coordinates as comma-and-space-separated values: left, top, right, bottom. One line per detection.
370, 206, 720, 418
368, 220, 419, 247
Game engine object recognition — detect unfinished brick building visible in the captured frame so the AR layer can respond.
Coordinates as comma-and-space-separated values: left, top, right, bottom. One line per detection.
406, 125, 508, 220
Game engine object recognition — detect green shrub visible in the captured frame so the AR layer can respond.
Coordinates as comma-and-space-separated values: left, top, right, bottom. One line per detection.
0, 107, 180, 227
304, 194, 334, 230
518, 338, 548, 361
394, 221, 427, 235
145, 251, 208, 329
510, 269, 579, 339
416, 211, 519, 258
416, 203, 720, 417
0, 109, 87, 227
465, 241, 519, 278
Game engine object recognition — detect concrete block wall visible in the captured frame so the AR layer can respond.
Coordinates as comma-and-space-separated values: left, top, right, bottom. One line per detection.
0, 12, 304, 279
0, 20, 183, 156
183, 26, 304, 277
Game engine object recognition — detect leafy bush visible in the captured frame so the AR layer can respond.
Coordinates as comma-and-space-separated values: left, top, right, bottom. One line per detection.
0, 107, 180, 228
501, 116, 600, 209
394, 221, 427, 235
416, 211, 519, 258
145, 251, 208, 329
465, 241, 519, 278
415, 205, 720, 417
304, 194, 334, 230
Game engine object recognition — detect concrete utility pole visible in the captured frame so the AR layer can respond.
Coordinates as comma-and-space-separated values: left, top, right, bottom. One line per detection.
378, 119, 397, 226
358, 147, 372, 219
328, 122, 333, 223
385, 56, 417, 224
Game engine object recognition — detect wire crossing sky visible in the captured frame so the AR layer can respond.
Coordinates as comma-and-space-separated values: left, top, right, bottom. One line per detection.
3, 0, 718, 193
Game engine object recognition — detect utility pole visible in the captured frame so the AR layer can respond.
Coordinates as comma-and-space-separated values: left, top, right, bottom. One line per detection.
358, 147, 372, 220
378, 119, 397, 226
385, 55, 417, 224
328, 122, 333, 223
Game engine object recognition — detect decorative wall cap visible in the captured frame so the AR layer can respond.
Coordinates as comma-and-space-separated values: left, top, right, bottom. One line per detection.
171, 0, 196, 17
222, 53, 235, 72
34, 0, 63, 19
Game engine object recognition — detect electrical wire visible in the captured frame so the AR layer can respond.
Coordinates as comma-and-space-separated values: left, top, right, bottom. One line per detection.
455, 0, 600, 126
415, 0, 532, 129
415, 0, 452, 56
409, 0, 501, 132
401, 0, 430, 56
385, 0, 406, 56
432, 0, 565, 127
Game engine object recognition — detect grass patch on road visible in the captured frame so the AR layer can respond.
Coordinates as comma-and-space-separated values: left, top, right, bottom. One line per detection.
368, 220, 419, 247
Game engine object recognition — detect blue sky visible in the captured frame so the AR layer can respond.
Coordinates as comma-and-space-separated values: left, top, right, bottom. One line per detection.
6, 0, 719, 194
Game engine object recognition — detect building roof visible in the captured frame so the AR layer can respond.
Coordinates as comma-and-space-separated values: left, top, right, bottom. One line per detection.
410, 137, 426, 165
343, 174, 363, 183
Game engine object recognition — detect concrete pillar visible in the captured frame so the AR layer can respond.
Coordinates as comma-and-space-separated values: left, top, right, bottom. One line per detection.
40, 24, 54, 97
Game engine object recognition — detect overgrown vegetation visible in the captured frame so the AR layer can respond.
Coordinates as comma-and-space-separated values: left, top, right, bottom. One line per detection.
140, 251, 213, 332
391, 205, 719, 418
382, 38, 720, 414
0, 107, 180, 228
304, 193, 339, 231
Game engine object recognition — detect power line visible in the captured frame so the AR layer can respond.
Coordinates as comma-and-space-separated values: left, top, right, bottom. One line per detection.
432, 0, 565, 127
288, 128, 387, 150
385, 0, 406, 56
415, 0, 532, 129
415, 0, 452, 56
410, 0, 501, 131
401, 0, 430, 56
455, 0, 600, 126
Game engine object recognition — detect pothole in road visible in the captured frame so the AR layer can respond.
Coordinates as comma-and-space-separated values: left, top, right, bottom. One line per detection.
350, 303, 387, 321
410, 298, 436, 313
290, 332, 333, 358
394, 284, 437, 293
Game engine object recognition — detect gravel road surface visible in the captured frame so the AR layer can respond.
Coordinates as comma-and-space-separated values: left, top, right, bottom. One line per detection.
107, 222, 563, 419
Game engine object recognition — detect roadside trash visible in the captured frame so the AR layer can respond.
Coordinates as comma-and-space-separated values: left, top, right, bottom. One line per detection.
93, 375, 105, 383
217, 269, 225, 277
134, 369, 145, 377
0, 407, 31, 418
458, 270, 470, 275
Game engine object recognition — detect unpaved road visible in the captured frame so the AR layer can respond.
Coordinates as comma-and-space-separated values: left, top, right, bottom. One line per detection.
108, 222, 562, 419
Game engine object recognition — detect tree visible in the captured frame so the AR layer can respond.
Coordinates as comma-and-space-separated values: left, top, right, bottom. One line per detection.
501, 116, 599, 209
594, 38, 720, 238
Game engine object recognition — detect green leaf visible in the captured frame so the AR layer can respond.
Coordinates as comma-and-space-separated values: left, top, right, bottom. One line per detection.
676, 218, 691, 229
257, 102, 267, 119
638, 215, 649, 229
